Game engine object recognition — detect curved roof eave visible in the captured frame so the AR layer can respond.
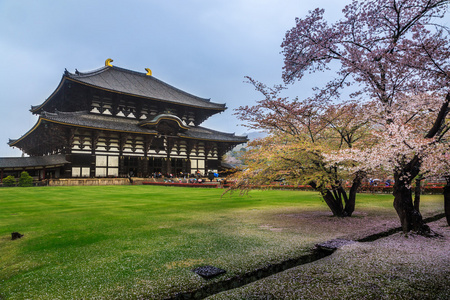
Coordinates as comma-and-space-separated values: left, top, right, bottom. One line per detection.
179, 126, 248, 143
8, 116, 159, 148
8, 118, 44, 147
178, 135, 249, 143
30, 74, 68, 114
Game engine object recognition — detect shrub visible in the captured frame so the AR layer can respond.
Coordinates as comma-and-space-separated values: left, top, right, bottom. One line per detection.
2, 175, 16, 187
19, 171, 33, 187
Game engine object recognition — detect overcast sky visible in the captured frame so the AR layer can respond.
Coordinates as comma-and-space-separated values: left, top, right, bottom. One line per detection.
1, 0, 447, 157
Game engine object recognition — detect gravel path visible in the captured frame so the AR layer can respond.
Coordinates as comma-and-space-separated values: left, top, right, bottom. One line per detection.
208, 218, 450, 300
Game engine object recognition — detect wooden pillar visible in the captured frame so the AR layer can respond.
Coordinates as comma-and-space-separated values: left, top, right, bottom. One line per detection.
111, 94, 117, 116
119, 134, 128, 176
204, 142, 213, 173
65, 128, 75, 155
135, 99, 143, 120
136, 157, 144, 177
142, 136, 152, 177
216, 143, 225, 160
141, 157, 148, 177
186, 140, 193, 175
166, 137, 172, 175
119, 134, 127, 156
91, 131, 100, 154
91, 131, 100, 177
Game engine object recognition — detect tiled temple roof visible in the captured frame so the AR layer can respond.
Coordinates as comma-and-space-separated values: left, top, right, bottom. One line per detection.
32, 66, 227, 112
11, 111, 248, 145
42, 111, 152, 134
0, 154, 69, 169
69, 66, 227, 109
183, 125, 248, 142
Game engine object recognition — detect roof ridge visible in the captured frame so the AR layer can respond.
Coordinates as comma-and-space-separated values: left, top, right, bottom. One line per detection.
66, 66, 110, 77
68, 65, 160, 79
71, 65, 143, 78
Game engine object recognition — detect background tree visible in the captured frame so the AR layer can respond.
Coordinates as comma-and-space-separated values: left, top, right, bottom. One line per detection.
281, 0, 450, 233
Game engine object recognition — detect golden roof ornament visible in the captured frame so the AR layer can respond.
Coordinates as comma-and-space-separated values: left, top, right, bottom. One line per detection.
105, 58, 113, 67
145, 68, 152, 76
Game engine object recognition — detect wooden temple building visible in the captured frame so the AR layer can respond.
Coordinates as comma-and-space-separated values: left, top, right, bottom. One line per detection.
1, 60, 247, 181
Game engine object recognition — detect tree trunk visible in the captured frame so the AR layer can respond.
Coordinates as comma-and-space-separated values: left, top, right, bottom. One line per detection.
309, 181, 348, 217
444, 177, 450, 226
322, 189, 347, 217
393, 172, 429, 234
344, 171, 365, 217
413, 176, 422, 212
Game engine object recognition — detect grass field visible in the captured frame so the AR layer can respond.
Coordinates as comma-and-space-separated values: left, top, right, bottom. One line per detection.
0, 186, 445, 299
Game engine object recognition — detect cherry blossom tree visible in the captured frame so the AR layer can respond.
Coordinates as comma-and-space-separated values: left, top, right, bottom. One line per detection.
232, 79, 369, 217
281, 0, 449, 232
324, 93, 449, 226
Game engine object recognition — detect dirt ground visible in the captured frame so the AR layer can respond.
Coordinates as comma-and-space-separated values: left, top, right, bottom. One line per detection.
209, 218, 450, 300
260, 209, 404, 240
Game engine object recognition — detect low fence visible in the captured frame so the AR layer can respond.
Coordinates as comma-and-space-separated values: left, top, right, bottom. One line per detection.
241, 184, 445, 194
46, 178, 148, 186
47, 178, 128, 186
142, 181, 220, 188
46, 177, 219, 187
0, 177, 221, 187
220, 183, 445, 194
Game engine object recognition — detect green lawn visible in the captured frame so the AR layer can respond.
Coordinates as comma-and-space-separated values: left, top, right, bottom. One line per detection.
0, 186, 444, 299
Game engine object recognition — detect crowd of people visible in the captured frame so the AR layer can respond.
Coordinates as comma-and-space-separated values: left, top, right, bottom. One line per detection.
143, 170, 220, 184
